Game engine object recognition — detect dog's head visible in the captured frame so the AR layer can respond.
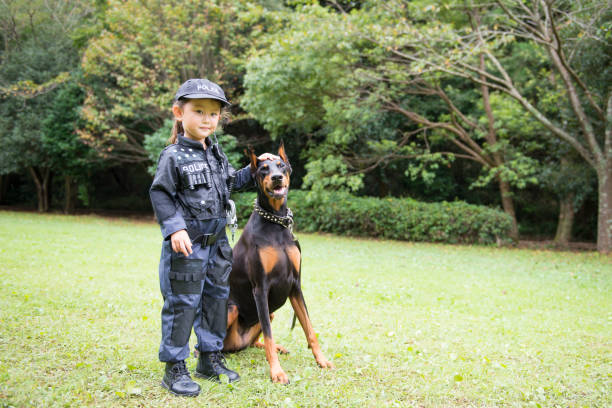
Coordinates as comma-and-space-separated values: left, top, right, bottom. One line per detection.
249, 143, 292, 211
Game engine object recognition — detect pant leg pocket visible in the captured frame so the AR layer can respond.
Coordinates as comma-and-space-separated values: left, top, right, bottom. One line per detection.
219, 241, 233, 261
169, 256, 204, 295
209, 241, 233, 286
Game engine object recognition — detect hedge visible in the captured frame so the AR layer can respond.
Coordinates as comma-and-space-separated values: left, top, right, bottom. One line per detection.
233, 190, 513, 245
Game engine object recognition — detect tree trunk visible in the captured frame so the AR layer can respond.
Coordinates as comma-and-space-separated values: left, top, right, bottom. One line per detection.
596, 164, 612, 253
554, 193, 574, 245
64, 175, 76, 214
28, 167, 50, 212
498, 177, 519, 241
480, 52, 519, 242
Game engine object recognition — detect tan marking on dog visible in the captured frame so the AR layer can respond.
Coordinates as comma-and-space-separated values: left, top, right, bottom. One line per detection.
267, 197, 284, 212
263, 335, 288, 384
224, 320, 262, 352
227, 304, 239, 326
286, 245, 301, 274
278, 143, 289, 164
290, 296, 334, 369
258, 246, 279, 274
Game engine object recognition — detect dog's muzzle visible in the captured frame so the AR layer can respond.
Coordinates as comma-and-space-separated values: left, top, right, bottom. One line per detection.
267, 176, 288, 199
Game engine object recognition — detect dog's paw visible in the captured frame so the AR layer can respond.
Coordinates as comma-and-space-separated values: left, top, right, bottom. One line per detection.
253, 341, 288, 354
270, 366, 289, 384
316, 356, 335, 369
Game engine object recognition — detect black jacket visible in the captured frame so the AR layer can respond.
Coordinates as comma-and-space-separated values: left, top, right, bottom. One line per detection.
150, 134, 252, 239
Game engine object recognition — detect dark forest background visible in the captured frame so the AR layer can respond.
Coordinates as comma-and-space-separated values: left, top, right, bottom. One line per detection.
1, 0, 609, 250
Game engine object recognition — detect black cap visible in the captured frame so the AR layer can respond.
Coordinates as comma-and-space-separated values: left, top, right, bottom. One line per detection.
174, 78, 230, 107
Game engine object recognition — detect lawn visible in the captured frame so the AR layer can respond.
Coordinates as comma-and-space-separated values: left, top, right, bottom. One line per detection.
0, 211, 610, 407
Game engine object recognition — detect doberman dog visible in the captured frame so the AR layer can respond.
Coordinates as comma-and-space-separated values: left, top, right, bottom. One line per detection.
223, 143, 334, 384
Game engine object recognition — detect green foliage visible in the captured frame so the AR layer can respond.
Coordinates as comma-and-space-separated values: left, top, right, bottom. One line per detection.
0, 1, 83, 177
233, 191, 256, 223
539, 154, 596, 210
406, 152, 455, 186
80, 0, 280, 163
302, 155, 364, 192
221, 135, 244, 170
242, 4, 448, 192
233, 190, 513, 244
142, 120, 174, 176
0, 0, 605, 241
42, 74, 98, 176
242, 4, 357, 137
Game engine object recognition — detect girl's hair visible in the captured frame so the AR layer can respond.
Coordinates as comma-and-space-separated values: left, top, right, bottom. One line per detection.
167, 98, 231, 145
167, 99, 187, 145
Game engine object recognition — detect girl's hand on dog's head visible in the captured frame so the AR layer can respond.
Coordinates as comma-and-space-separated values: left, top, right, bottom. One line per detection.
258, 153, 279, 162
170, 229, 192, 256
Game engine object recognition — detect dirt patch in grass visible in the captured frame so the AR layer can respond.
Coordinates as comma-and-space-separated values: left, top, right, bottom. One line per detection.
517, 239, 597, 252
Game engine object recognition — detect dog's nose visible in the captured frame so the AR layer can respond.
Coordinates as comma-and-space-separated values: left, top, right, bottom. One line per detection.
271, 174, 283, 182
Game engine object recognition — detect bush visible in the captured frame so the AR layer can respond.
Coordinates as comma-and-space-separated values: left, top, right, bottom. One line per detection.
233, 190, 513, 245
233, 191, 257, 224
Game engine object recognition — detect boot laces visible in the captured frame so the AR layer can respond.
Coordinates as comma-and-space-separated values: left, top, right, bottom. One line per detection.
172, 360, 191, 378
209, 351, 227, 370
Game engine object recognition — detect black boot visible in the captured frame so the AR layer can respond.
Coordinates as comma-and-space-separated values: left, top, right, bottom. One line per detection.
161, 360, 201, 397
195, 351, 240, 383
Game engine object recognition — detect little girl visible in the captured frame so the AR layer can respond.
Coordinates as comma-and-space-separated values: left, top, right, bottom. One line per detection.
150, 79, 275, 396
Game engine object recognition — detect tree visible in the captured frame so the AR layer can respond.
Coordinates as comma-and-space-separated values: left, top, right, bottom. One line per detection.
242, 4, 372, 192
79, 0, 284, 165
42, 74, 100, 213
243, 3, 544, 240
539, 154, 595, 244
482, 1, 611, 251
0, 0, 92, 211
361, 0, 610, 251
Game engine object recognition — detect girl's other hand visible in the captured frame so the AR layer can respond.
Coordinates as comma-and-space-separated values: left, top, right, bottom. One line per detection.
258, 153, 279, 161
170, 229, 193, 256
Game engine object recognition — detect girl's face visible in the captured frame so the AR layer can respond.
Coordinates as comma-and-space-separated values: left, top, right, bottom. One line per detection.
173, 98, 222, 143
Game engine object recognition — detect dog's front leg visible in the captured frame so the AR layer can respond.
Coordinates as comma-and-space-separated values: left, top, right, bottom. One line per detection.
289, 290, 334, 369
253, 285, 289, 384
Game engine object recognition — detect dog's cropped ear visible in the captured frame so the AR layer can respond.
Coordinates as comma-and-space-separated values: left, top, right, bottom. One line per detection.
278, 141, 289, 165
246, 146, 258, 173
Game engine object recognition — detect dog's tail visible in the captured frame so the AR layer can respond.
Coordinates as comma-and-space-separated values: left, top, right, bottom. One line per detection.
291, 239, 304, 331
290, 302, 309, 330
291, 313, 297, 330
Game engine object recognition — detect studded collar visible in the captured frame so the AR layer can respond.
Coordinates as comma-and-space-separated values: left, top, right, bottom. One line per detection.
253, 198, 295, 235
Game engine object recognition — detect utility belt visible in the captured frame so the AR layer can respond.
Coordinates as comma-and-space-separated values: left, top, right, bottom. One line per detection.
186, 228, 223, 247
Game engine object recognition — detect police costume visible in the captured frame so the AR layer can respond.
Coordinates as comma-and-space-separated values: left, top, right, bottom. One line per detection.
150, 79, 250, 394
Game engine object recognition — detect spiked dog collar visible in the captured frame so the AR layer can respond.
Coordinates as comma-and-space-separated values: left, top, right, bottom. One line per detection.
253, 198, 295, 238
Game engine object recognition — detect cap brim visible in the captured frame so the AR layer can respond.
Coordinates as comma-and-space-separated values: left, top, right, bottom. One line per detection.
176, 93, 230, 107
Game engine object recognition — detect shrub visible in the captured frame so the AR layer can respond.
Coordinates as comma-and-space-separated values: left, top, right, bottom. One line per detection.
232, 190, 513, 245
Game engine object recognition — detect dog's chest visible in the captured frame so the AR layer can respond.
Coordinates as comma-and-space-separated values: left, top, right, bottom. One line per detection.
257, 244, 300, 277
256, 244, 301, 313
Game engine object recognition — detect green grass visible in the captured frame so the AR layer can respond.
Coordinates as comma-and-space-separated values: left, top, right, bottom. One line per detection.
0, 211, 610, 407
